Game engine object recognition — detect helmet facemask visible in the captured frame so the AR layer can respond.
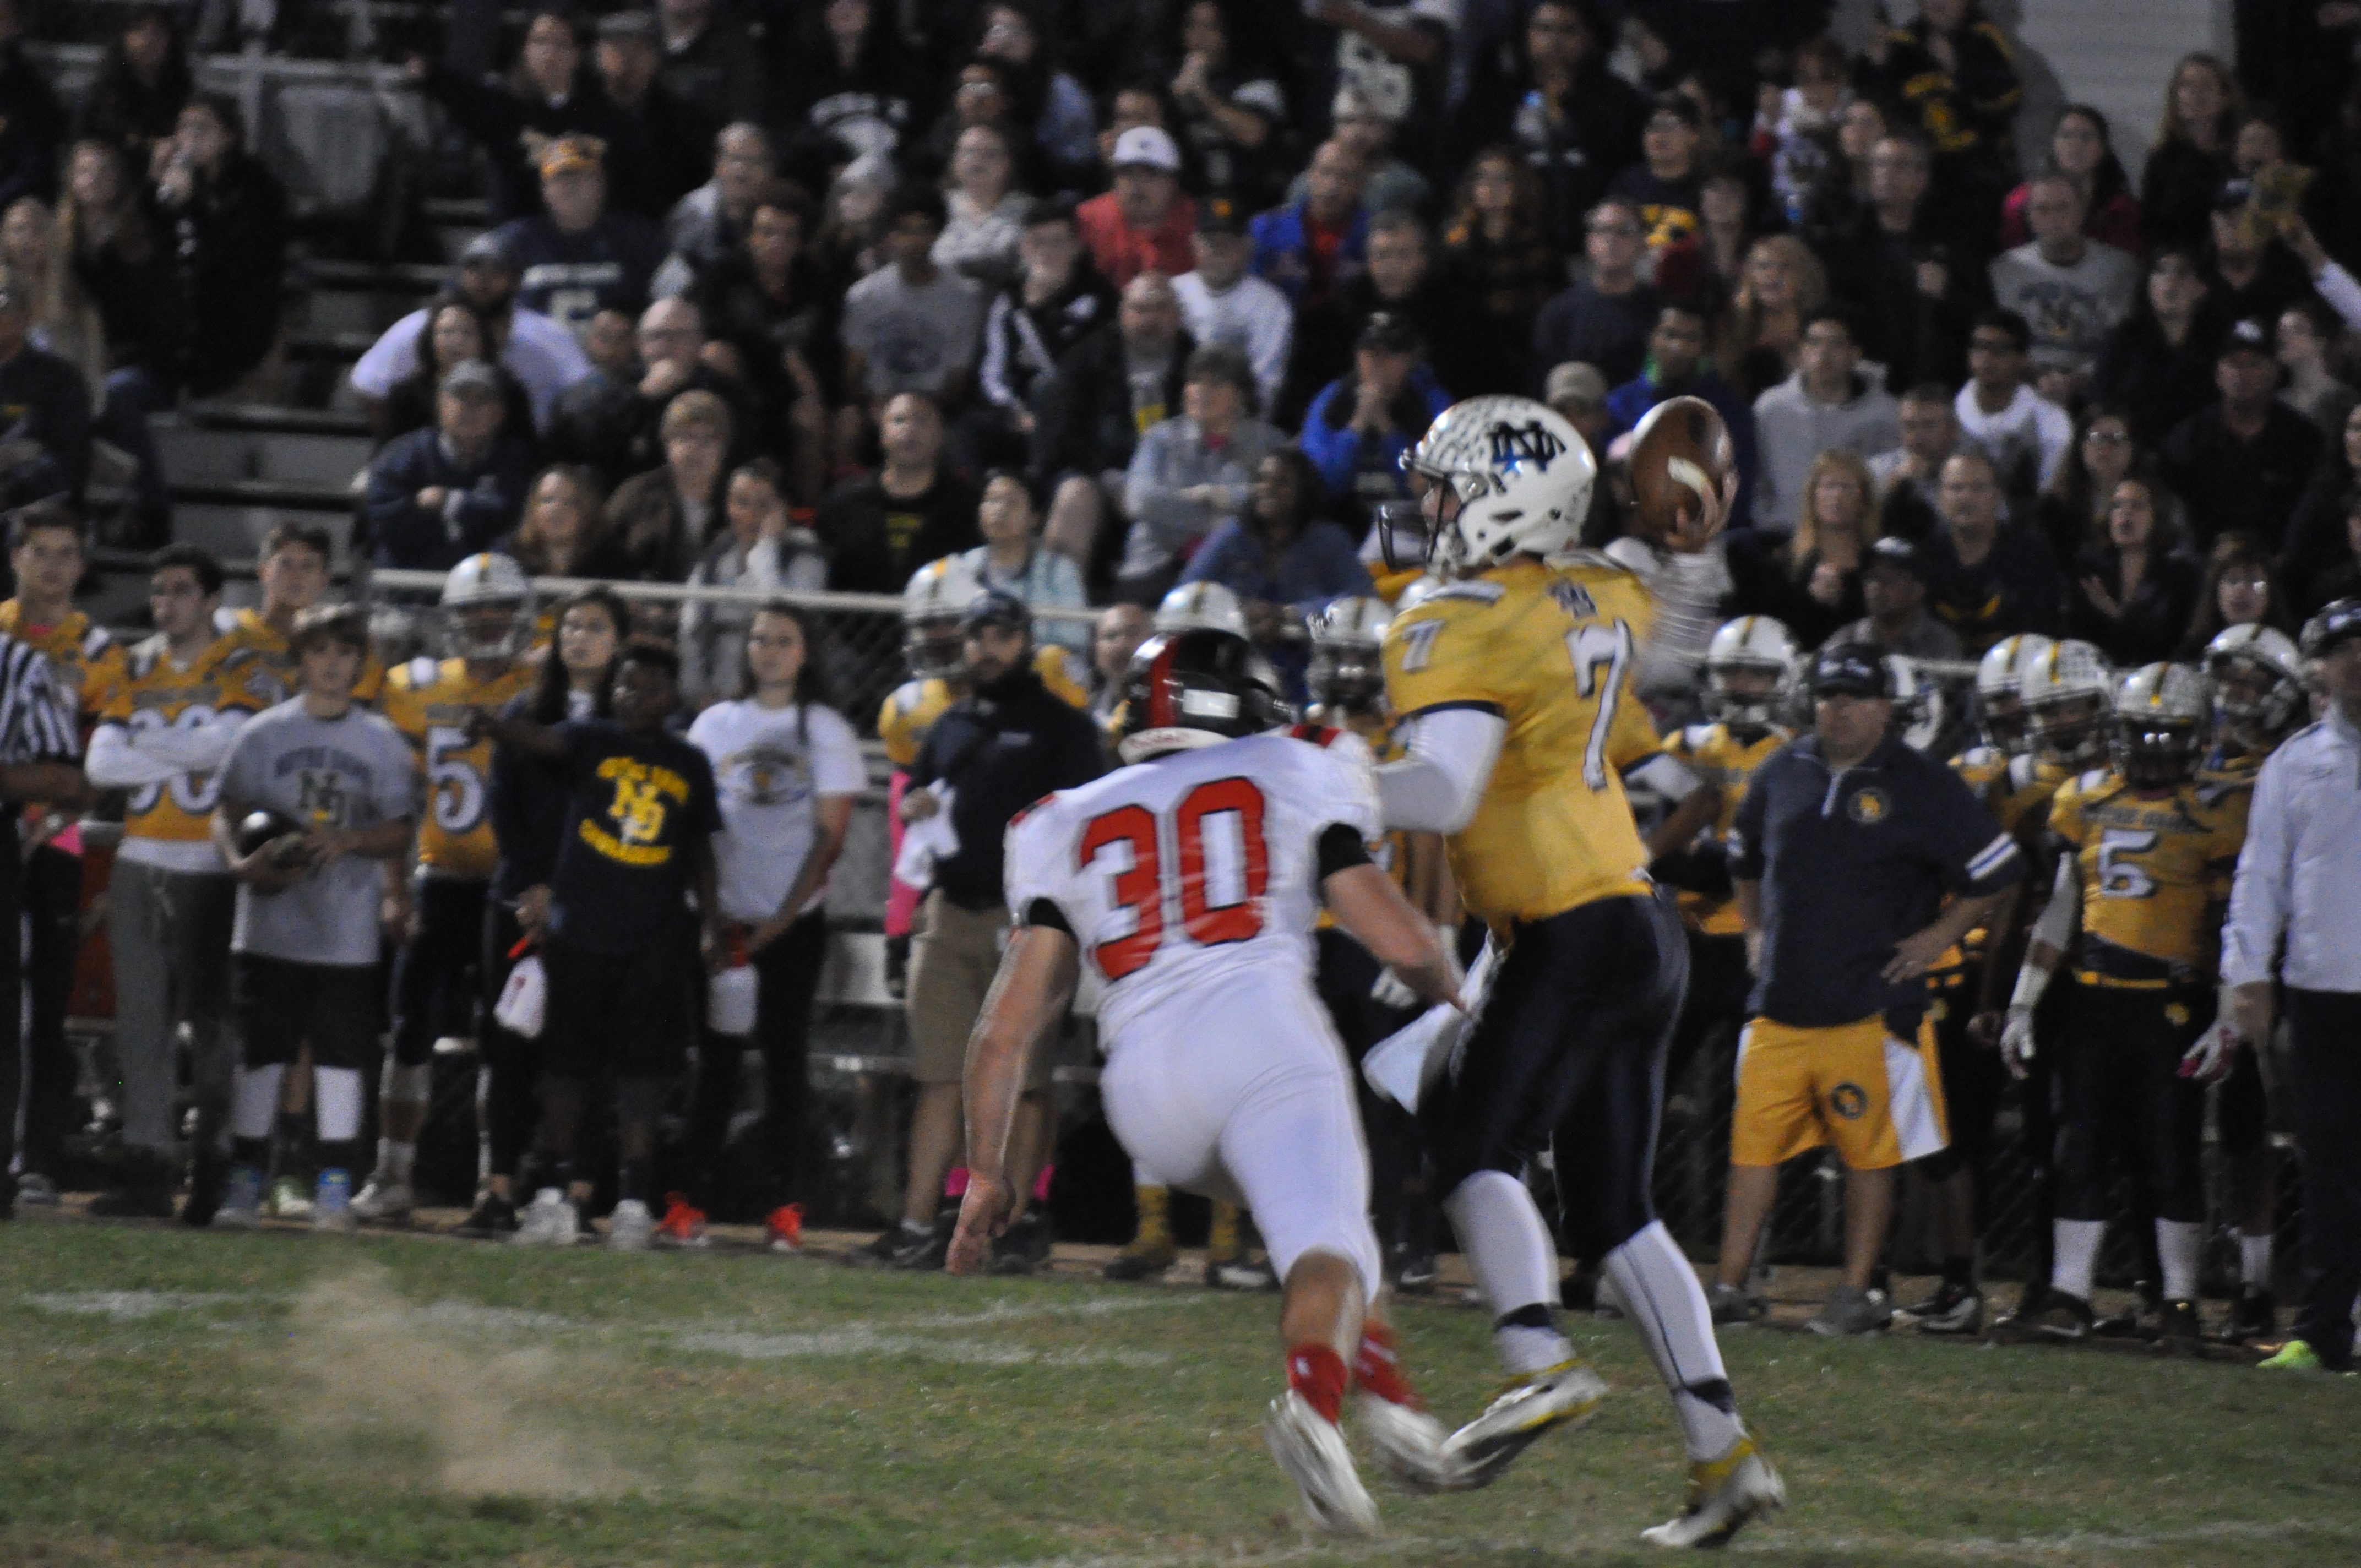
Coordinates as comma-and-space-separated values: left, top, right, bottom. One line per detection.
1979, 692, 2031, 755
2115, 716, 2203, 790
2030, 692, 2109, 768
1704, 662, 1785, 737
2206, 653, 2299, 755
1308, 643, 1386, 716
905, 614, 967, 679
449, 598, 528, 662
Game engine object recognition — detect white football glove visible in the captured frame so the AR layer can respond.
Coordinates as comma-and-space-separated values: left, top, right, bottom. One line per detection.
2181, 1020, 2239, 1084
1999, 1005, 2036, 1079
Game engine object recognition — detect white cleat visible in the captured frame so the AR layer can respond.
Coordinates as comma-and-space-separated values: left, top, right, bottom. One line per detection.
1354, 1391, 1463, 1493
1263, 1391, 1380, 1536
510, 1188, 579, 1247
349, 1180, 414, 1224
1440, 1360, 1608, 1489
1639, 1435, 1786, 1549
606, 1198, 654, 1252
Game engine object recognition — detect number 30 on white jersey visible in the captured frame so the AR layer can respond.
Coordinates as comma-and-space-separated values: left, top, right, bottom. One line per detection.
1004, 732, 1380, 1050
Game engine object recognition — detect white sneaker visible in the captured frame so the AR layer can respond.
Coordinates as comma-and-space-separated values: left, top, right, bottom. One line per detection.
606, 1198, 654, 1252
349, 1180, 414, 1224
1639, 1435, 1786, 1549
1354, 1391, 1461, 1493
1441, 1360, 1608, 1489
1263, 1390, 1379, 1536
510, 1189, 579, 1247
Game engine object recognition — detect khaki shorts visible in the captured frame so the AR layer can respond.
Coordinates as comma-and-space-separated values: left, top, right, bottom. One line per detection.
1731, 1013, 1949, 1172
906, 891, 1051, 1090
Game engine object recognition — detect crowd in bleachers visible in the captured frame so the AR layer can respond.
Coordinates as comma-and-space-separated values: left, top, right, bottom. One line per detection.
6, 1, 2361, 1347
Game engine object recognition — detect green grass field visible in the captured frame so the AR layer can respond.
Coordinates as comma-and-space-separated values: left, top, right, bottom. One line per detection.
1, 1213, 2354, 1568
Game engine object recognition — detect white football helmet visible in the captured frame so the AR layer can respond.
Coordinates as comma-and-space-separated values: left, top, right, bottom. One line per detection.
1400, 395, 1597, 574
1702, 616, 1797, 732
1156, 581, 1249, 638
440, 552, 534, 660
2202, 623, 2305, 749
2020, 638, 2114, 768
904, 555, 983, 677
1887, 655, 1949, 753
1973, 633, 2054, 755
1307, 596, 1393, 715
2113, 662, 2209, 788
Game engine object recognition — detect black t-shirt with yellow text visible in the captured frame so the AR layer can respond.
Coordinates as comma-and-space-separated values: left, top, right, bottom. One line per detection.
545, 720, 722, 955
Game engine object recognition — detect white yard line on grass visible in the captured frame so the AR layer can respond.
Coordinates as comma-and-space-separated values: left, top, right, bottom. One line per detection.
670, 1325, 1170, 1368
19, 1289, 265, 1321
978, 1517, 2359, 1568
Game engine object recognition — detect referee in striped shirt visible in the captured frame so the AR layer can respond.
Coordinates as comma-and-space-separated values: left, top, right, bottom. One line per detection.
0, 629, 86, 1217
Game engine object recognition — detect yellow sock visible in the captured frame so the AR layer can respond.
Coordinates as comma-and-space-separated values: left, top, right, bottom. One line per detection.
1131, 1185, 1172, 1250
1208, 1200, 1241, 1260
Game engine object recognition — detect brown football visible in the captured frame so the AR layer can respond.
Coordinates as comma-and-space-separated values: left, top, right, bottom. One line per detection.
1626, 395, 1736, 551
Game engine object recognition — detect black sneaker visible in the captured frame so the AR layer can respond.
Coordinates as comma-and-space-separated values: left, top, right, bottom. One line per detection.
987, 1212, 1051, 1276
852, 1222, 929, 1268
2222, 1284, 2277, 1344
889, 1211, 958, 1272
179, 1152, 225, 1228
1908, 1282, 1984, 1336
2155, 1298, 2204, 1356
884, 935, 910, 999
89, 1150, 175, 1218
1395, 1249, 1439, 1293
457, 1192, 519, 1238
2094, 1282, 2161, 1342
1993, 1290, 2095, 1344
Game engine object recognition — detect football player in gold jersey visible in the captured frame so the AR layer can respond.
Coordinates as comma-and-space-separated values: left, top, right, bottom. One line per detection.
1651, 617, 1797, 1158
2197, 624, 2307, 1342
1378, 396, 1781, 1547
1995, 665, 2242, 1353
84, 546, 271, 1220
215, 521, 389, 706
0, 503, 121, 1203
359, 554, 539, 1222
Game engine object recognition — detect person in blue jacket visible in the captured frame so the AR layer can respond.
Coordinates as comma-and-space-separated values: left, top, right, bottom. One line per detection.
1297, 313, 1451, 522
365, 361, 541, 570
1179, 448, 1374, 698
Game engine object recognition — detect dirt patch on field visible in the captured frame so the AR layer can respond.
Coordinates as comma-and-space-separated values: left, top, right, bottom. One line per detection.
274, 1264, 629, 1499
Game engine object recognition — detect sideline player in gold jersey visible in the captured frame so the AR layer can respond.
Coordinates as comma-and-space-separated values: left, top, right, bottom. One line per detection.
0, 502, 122, 1205
1651, 617, 1797, 1260
1377, 395, 1781, 1547
1996, 664, 2242, 1353
215, 520, 389, 706
84, 545, 274, 1221
358, 554, 539, 1222
2197, 624, 2307, 1342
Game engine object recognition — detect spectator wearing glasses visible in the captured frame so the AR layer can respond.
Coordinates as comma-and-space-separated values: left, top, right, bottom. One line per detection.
1988, 173, 2140, 407
2178, 530, 2298, 658
1078, 127, 1198, 290
1528, 198, 1660, 392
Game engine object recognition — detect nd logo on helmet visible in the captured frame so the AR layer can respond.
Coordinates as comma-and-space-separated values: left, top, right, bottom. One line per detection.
1488, 420, 1567, 473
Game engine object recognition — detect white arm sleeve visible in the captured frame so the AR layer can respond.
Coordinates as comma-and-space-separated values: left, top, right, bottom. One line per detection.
1375, 707, 1506, 834
137, 710, 248, 771
85, 723, 182, 788
2314, 260, 2361, 339
2030, 853, 2079, 951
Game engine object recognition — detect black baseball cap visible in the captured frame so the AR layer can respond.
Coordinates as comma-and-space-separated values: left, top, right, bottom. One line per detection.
1810, 643, 1894, 699
1357, 311, 1420, 355
1864, 535, 1925, 581
1195, 195, 1248, 237
2302, 596, 2361, 658
961, 589, 1032, 637
2221, 317, 2274, 361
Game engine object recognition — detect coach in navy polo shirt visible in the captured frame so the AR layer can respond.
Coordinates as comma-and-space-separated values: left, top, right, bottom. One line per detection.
1711, 644, 2025, 1335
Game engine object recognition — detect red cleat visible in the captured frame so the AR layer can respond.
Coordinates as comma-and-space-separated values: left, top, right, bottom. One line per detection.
654, 1192, 710, 1250
766, 1203, 805, 1254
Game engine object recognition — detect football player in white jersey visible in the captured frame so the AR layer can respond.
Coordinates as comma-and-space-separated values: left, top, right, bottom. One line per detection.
949, 628, 1464, 1535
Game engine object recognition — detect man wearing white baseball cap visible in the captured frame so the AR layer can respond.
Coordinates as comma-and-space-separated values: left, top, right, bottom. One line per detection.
1077, 125, 1198, 288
